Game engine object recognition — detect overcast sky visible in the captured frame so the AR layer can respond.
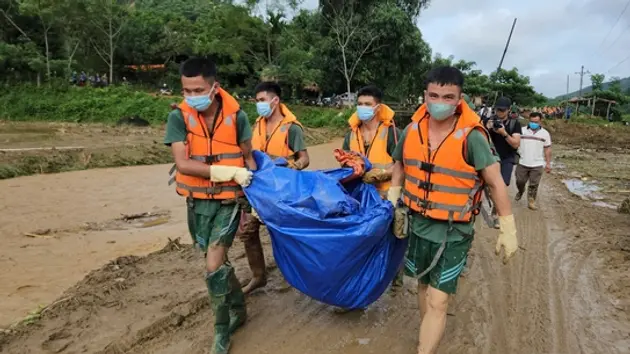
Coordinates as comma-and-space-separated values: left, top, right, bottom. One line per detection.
300, 0, 630, 97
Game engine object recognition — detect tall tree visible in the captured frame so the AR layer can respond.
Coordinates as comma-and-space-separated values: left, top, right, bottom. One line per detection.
322, 0, 382, 94
590, 73, 605, 91
87, 0, 133, 83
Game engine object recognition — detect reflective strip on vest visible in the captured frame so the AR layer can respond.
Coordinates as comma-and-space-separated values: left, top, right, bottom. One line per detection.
402, 189, 468, 213
175, 182, 242, 195
404, 175, 473, 195
403, 158, 478, 180
190, 152, 243, 163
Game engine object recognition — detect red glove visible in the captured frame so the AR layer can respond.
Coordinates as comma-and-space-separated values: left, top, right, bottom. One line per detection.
333, 149, 366, 183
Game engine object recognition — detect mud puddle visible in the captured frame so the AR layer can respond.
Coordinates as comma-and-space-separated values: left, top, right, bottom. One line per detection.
562, 178, 605, 200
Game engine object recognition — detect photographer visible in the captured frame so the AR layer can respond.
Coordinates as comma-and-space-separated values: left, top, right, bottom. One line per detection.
483, 97, 522, 186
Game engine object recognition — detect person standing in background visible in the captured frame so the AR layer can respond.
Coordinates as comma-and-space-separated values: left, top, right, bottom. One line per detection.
515, 112, 552, 210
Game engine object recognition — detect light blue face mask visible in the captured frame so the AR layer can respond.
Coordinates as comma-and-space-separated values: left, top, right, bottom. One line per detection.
528, 122, 540, 130
357, 105, 378, 121
427, 102, 457, 121
185, 92, 213, 112
256, 102, 273, 117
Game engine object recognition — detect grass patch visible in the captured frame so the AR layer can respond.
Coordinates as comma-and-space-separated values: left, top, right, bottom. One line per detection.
0, 144, 172, 179
0, 85, 353, 128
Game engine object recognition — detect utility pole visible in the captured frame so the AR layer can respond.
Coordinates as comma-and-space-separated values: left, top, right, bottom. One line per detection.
566, 74, 570, 96
496, 18, 518, 74
491, 17, 517, 106
575, 65, 591, 98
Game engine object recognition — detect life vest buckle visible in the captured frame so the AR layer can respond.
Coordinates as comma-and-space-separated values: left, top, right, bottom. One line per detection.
205, 154, 222, 163
419, 161, 435, 173
416, 180, 433, 191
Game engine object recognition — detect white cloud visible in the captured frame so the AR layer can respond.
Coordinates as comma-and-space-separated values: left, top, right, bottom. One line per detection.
299, 0, 630, 96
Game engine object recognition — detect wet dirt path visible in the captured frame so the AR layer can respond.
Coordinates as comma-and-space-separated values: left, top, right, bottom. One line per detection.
1, 141, 629, 353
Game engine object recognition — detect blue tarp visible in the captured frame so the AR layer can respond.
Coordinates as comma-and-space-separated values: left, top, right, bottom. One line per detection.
244, 151, 408, 309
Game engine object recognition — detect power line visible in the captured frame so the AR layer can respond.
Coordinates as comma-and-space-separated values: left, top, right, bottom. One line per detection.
606, 23, 630, 51
606, 54, 630, 74
596, 0, 630, 51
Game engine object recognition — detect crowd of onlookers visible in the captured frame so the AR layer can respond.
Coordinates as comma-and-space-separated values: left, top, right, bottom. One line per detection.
476, 103, 573, 120
69, 71, 134, 88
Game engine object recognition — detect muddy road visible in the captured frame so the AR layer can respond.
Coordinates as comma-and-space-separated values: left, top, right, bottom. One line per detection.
1, 140, 629, 353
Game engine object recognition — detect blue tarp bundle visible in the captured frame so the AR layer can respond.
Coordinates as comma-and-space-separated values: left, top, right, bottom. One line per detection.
244, 151, 408, 309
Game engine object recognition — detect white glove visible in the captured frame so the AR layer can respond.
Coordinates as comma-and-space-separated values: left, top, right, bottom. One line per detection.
251, 208, 262, 223
209, 166, 253, 187
495, 214, 518, 264
386, 186, 402, 207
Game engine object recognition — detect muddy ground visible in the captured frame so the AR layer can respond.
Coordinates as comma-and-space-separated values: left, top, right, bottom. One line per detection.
0, 121, 339, 179
0, 121, 629, 353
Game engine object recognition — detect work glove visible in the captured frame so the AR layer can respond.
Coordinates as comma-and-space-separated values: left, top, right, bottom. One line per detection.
287, 160, 304, 170
386, 186, 402, 207
209, 165, 253, 187
250, 208, 263, 224
495, 214, 518, 264
387, 187, 408, 239
362, 168, 391, 184
333, 149, 366, 183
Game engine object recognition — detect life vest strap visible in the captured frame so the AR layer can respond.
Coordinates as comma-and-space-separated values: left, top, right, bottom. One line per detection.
405, 175, 473, 195
175, 182, 242, 195
402, 189, 468, 213
404, 158, 478, 180
190, 152, 243, 163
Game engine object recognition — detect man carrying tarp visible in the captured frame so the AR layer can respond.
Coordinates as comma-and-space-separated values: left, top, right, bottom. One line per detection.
164, 57, 255, 354
342, 84, 404, 291
237, 81, 310, 294
387, 66, 519, 354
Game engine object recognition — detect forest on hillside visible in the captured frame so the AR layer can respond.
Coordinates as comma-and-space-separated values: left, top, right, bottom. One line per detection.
2, 0, 547, 105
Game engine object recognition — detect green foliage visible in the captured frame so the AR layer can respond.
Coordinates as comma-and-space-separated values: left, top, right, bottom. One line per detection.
0, 84, 352, 128
590, 74, 605, 91
1, 0, 550, 107
0, 85, 174, 124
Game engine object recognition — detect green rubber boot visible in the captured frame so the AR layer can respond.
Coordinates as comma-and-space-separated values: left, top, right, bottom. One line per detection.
206, 265, 233, 354
228, 271, 247, 334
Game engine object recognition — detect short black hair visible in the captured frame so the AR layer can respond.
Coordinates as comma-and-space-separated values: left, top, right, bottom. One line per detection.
180, 57, 217, 80
254, 81, 282, 98
357, 85, 383, 103
530, 112, 543, 119
424, 66, 465, 90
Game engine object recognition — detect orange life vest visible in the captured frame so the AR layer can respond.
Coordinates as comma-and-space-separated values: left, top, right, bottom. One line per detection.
251, 103, 303, 160
348, 104, 397, 192
402, 100, 488, 222
170, 88, 245, 200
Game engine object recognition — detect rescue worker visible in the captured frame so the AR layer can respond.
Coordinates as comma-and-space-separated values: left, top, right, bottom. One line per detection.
342, 85, 404, 292
388, 66, 518, 354
237, 81, 310, 294
164, 57, 256, 354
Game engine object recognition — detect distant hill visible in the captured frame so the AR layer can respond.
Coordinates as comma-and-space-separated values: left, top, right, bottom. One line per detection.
555, 76, 630, 100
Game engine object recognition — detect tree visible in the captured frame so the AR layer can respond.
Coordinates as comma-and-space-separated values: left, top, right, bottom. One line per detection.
490, 68, 545, 107
87, 0, 133, 83
590, 73, 605, 91
322, 0, 382, 94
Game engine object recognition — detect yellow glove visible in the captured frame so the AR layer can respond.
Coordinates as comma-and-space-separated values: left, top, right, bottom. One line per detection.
209, 166, 253, 187
386, 186, 402, 207
251, 208, 264, 224
386, 187, 407, 239
363, 169, 391, 184
393, 207, 408, 239
287, 160, 304, 170
495, 214, 518, 264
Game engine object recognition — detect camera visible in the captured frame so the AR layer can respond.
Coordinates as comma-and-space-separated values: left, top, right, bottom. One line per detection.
492, 119, 503, 130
